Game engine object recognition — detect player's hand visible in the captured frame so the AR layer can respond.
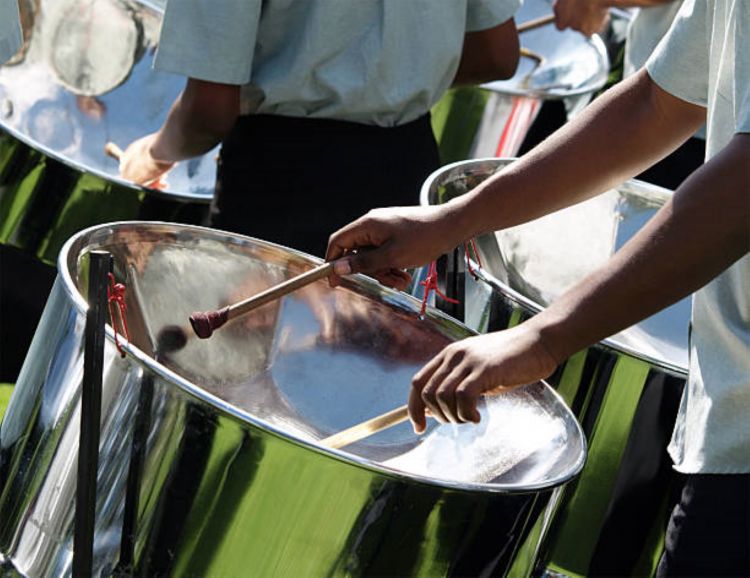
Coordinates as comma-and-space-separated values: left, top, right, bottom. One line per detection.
553, 0, 610, 37
327, 205, 462, 289
119, 133, 175, 189
408, 324, 559, 433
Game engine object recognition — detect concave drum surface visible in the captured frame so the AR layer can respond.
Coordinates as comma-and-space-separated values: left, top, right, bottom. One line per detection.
0, 222, 586, 577
418, 158, 689, 577
0, 0, 215, 381
432, 0, 610, 162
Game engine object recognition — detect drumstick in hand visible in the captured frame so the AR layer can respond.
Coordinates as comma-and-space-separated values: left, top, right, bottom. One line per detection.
321, 405, 410, 449
190, 261, 335, 339
104, 142, 124, 161
105, 141, 169, 190
517, 13, 555, 34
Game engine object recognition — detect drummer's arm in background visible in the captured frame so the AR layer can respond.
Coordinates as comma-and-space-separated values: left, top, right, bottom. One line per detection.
327, 69, 704, 284
119, 79, 239, 185
0, 0, 23, 65
552, 0, 677, 36
119, 0, 260, 186
452, 17, 520, 85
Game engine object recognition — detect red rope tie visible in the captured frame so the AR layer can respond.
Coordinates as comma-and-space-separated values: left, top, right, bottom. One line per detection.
419, 240, 485, 315
419, 260, 459, 315
465, 239, 483, 279
107, 273, 130, 358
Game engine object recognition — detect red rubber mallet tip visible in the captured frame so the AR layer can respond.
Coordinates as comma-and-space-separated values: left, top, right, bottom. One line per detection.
189, 307, 229, 339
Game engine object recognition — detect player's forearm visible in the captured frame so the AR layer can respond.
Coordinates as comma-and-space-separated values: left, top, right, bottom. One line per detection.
150, 79, 240, 163
445, 70, 706, 242
529, 134, 750, 362
454, 19, 520, 85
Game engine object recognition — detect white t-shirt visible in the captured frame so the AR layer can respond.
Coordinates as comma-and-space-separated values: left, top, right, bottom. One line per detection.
154, 0, 521, 127
624, 3, 683, 77
0, 0, 22, 65
646, 0, 750, 473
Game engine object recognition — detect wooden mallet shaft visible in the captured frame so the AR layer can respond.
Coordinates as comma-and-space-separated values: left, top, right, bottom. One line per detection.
190, 261, 335, 339
104, 142, 124, 161
321, 405, 410, 450
517, 13, 555, 34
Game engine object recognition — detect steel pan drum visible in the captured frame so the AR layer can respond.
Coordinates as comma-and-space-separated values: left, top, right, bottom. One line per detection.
0, 0, 214, 381
0, 222, 585, 577
432, 0, 609, 162
418, 158, 689, 576
0, 0, 215, 254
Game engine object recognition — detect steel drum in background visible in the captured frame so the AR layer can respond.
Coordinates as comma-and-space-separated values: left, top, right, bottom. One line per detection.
431, 0, 609, 163
0, 0, 215, 381
417, 158, 689, 577
0, 222, 586, 577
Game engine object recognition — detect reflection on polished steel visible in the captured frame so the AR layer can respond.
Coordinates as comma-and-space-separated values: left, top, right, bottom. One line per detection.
418, 158, 688, 577
491, 0, 609, 99
0, 0, 216, 206
0, 0, 213, 381
0, 223, 586, 577
432, 0, 609, 161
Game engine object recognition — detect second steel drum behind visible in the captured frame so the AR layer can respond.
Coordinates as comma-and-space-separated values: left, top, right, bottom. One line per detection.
0, 222, 586, 577
0, 0, 216, 381
418, 158, 690, 577
431, 0, 610, 162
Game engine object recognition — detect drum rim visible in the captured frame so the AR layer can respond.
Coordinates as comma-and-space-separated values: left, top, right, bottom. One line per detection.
420, 157, 688, 377
0, 123, 214, 203
480, 32, 610, 99
56, 220, 588, 495
0, 0, 213, 203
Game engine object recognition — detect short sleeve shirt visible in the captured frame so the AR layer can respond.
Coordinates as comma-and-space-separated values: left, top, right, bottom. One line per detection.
624, 2, 682, 76
646, 0, 750, 473
155, 0, 521, 126
0, 0, 22, 65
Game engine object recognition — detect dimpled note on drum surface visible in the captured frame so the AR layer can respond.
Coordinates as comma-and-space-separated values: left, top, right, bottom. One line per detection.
383, 383, 570, 486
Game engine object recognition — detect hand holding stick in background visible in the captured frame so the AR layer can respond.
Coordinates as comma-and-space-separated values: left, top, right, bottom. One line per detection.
105, 138, 173, 190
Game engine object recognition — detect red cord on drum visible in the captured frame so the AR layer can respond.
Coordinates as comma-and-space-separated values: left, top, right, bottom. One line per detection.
107, 273, 130, 357
466, 238, 483, 279
419, 240, 483, 315
419, 261, 459, 315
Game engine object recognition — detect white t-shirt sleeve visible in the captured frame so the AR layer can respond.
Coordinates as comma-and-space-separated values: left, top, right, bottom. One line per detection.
735, 1, 750, 134
0, 0, 22, 65
154, 0, 262, 85
646, 0, 709, 108
466, 0, 522, 32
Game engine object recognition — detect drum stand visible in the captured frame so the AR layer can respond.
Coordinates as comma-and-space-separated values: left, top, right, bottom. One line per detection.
73, 250, 112, 578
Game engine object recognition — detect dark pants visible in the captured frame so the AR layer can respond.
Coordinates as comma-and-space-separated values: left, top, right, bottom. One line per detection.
211, 113, 441, 257
635, 136, 706, 191
657, 473, 750, 577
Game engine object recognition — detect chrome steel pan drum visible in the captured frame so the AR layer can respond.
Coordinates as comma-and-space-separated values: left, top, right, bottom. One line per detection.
0, 0, 214, 380
0, 0, 216, 254
419, 158, 689, 577
0, 222, 585, 577
431, 0, 609, 161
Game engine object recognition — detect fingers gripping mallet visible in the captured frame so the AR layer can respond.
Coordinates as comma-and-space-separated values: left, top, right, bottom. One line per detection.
189, 262, 335, 339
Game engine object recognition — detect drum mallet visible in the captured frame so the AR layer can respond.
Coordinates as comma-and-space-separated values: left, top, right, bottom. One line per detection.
104, 142, 124, 161
517, 13, 555, 34
321, 405, 410, 450
189, 262, 335, 339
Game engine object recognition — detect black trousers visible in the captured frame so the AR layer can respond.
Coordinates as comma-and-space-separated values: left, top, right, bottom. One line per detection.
635, 136, 706, 191
657, 473, 750, 577
210, 113, 441, 257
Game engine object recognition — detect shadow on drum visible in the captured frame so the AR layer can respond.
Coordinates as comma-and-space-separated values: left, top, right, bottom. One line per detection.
0, 222, 586, 577
417, 158, 689, 577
